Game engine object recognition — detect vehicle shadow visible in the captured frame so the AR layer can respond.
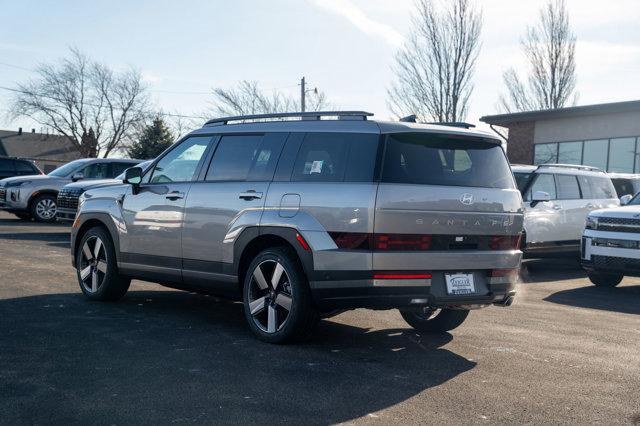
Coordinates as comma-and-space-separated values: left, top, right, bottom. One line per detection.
544, 284, 640, 315
0, 231, 70, 248
1, 291, 475, 424
520, 257, 586, 283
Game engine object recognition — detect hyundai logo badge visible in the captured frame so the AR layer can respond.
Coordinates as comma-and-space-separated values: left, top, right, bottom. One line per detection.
460, 193, 474, 205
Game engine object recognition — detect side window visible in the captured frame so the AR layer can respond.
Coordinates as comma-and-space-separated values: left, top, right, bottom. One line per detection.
555, 174, 580, 199
110, 163, 135, 178
577, 175, 593, 199
292, 133, 348, 182
82, 163, 110, 179
589, 176, 616, 199
205, 135, 263, 181
15, 160, 36, 173
148, 136, 211, 183
0, 159, 14, 173
529, 173, 556, 200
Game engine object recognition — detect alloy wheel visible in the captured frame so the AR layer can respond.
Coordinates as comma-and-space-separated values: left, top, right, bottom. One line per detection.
36, 198, 56, 220
247, 259, 293, 333
78, 236, 108, 293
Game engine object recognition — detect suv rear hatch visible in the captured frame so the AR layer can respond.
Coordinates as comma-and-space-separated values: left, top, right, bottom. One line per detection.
373, 132, 523, 276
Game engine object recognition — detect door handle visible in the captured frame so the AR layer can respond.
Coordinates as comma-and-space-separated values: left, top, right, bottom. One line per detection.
165, 191, 185, 201
239, 190, 263, 201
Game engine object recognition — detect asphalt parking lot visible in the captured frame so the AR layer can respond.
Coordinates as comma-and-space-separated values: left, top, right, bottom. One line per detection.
0, 211, 639, 425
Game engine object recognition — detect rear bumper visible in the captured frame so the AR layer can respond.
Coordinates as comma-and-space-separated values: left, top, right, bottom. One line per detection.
310, 271, 517, 310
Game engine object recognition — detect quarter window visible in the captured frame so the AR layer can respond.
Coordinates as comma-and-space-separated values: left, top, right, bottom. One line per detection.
149, 136, 211, 183
292, 133, 349, 182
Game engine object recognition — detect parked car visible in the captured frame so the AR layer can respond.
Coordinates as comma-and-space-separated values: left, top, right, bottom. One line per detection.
71, 111, 523, 343
582, 192, 640, 287
511, 164, 619, 255
0, 157, 42, 179
608, 172, 640, 198
57, 160, 152, 222
0, 158, 140, 222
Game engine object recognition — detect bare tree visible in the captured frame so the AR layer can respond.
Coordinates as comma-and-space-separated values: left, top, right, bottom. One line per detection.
9, 48, 150, 157
499, 0, 577, 112
388, 0, 482, 123
210, 80, 329, 117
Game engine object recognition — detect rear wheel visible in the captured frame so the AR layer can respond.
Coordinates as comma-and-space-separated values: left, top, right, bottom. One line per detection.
243, 247, 318, 344
76, 226, 130, 301
30, 194, 57, 222
400, 307, 469, 332
587, 272, 623, 287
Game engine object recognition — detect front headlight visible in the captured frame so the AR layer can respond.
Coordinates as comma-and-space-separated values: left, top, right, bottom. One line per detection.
77, 193, 87, 210
6, 180, 31, 188
585, 216, 598, 230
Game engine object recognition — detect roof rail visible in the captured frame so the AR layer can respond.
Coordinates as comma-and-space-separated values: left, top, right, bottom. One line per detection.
536, 163, 603, 172
204, 111, 374, 126
427, 122, 476, 129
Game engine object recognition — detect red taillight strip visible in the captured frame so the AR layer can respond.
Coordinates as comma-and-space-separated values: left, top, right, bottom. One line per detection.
295, 233, 311, 251
373, 273, 432, 280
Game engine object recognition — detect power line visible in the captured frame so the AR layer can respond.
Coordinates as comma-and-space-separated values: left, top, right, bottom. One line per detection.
0, 61, 35, 72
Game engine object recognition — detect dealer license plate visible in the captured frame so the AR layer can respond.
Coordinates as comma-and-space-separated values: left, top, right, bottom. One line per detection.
445, 273, 475, 295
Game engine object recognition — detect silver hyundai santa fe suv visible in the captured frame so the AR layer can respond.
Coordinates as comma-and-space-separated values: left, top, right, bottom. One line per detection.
71, 111, 524, 343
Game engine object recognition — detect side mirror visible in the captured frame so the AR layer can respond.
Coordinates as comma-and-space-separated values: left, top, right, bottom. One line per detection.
620, 194, 633, 205
71, 172, 84, 182
530, 191, 551, 207
124, 166, 142, 184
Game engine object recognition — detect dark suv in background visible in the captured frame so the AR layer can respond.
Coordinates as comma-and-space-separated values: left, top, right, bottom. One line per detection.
0, 157, 42, 179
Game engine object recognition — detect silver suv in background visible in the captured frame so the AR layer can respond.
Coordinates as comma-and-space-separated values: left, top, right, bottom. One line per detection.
0, 158, 140, 222
512, 164, 619, 255
71, 111, 523, 343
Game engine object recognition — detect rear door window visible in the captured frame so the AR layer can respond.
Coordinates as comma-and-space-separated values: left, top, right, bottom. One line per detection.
15, 160, 36, 173
611, 178, 634, 197
588, 176, 616, 199
577, 175, 593, 199
0, 158, 15, 174
555, 174, 581, 199
382, 133, 514, 189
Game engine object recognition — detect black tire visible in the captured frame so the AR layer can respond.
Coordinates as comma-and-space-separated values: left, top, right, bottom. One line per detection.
400, 308, 470, 333
588, 272, 623, 287
243, 246, 319, 344
14, 213, 31, 221
75, 226, 130, 301
30, 194, 57, 222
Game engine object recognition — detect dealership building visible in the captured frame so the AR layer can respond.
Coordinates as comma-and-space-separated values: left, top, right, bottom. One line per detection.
480, 100, 640, 173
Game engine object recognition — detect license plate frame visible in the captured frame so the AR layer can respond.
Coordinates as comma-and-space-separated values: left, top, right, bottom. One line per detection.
445, 273, 476, 295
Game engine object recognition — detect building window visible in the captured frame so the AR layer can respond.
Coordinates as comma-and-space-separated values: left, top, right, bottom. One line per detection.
582, 139, 608, 171
608, 137, 636, 173
557, 141, 582, 165
533, 143, 557, 164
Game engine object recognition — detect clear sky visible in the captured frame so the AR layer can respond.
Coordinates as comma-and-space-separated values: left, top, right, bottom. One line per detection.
0, 0, 639, 133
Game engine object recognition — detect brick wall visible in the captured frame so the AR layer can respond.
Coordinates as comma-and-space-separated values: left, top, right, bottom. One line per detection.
505, 121, 535, 164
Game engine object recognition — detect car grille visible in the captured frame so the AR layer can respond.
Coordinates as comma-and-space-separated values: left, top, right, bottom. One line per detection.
593, 255, 640, 272
0, 187, 5, 202
597, 217, 640, 233
57, 188, 83, 210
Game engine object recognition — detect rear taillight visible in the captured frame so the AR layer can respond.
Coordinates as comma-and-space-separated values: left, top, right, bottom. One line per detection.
489, 234, 522, 250
374, 234, 432, 251
373, 272, 432, 280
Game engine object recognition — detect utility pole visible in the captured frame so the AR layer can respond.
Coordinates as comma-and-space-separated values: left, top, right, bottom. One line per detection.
300, 76, 306, 112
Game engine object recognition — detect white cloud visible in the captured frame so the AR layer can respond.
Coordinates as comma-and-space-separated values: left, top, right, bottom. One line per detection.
311, 0, 404, 47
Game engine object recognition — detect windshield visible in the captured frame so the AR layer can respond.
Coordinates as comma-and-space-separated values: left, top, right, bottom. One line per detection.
47, 160, 88, 177
382, 133, 515, 189
115, 160, 153, 180
513, 172, 534, 194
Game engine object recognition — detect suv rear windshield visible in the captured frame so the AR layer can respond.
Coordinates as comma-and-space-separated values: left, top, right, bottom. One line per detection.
382, 133, 514, 189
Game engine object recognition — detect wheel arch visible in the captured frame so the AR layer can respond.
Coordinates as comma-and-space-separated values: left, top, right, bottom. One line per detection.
234, 226, 314, 293
28, 189, 58, 209
72, 213, 121, 267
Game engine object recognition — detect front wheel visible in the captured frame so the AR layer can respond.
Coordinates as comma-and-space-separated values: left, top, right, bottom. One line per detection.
400, 307, 469, 333
243, 247, 319, 344
30, 194, 57, 222
76, 226, 130, 301
587, 272, 623, 287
